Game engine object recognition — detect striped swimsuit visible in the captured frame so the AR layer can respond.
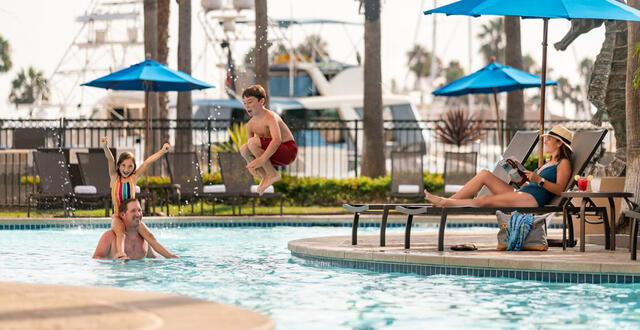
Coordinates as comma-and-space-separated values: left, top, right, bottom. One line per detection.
111, 175, 136, 213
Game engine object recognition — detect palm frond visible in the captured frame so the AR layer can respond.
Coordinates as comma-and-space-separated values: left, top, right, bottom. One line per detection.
435, 108, 485, 147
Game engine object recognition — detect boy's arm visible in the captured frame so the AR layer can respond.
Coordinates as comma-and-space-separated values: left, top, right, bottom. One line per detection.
136, 143, 171, 176
247, 118, 282, 169
101, 137, 117, 178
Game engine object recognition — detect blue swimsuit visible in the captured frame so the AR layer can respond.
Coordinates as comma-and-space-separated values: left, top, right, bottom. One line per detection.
518, 163, 558, 207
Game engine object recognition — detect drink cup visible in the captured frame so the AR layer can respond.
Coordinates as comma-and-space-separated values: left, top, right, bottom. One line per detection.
577, 177, 588, 191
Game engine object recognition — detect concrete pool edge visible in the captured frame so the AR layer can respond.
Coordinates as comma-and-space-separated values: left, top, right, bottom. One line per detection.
0, 281, 275, 330
287, 231, 640, 284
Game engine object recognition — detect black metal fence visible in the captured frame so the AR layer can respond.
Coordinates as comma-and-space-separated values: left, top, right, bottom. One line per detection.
0, 118, 614, 207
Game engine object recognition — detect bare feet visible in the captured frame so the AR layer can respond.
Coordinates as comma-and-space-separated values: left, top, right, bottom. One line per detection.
424, 189, 448, 207
258, 172, 281, 196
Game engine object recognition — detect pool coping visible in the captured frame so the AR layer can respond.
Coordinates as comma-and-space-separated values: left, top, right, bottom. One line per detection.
287, 230, 640, 284
0, 281, 274, 330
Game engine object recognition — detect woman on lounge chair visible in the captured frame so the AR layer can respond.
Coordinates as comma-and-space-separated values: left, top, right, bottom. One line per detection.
425, 125, 573, 207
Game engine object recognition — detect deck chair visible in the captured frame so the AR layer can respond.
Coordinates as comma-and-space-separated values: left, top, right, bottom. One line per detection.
389, 151, 424, 199
28, 150, 110, 217
217, 152, 284, 216
444, 151, 477, 194
396, 129, 609, 251
165, 151, 232, 215
343, 130, 539, 246
13, 128, 46, 149
77, 152, 154, 215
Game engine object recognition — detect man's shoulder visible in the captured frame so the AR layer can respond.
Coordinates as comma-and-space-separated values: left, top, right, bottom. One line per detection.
100, 229, 116, 240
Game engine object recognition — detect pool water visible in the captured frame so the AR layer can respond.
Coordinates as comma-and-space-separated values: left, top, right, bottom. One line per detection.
2, 226, 640, 329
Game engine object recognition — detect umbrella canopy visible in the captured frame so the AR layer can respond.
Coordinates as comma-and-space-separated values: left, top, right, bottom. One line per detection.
82, 59, 214, 91
425, 0, 640, 19
425, 0, 640, 165
433, 61, 558, 96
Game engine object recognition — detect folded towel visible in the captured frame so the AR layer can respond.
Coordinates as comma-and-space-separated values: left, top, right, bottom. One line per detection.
203, 184, 226, 193
74, 185, 97, 194
251, 185, 274, 194
398, 184, 420, 194
506, 211, 534, 251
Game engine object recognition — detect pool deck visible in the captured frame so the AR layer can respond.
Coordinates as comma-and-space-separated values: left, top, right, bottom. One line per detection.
288, 226, 640, 278
0, 281, 274, 330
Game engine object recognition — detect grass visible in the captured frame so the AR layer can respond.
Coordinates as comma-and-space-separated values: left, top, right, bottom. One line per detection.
0, 203, 346, 218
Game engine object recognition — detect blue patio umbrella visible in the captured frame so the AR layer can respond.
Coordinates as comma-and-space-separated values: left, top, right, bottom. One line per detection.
425, 0, 640, 165
433, 59, 558, 151
82, 59, 214, 154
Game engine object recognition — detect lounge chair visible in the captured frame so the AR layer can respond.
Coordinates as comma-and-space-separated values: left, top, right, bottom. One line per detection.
165, 151, 232, 215
217, 152, 284, 216
396, 129, 609, 251
443, 151, 478, 194
343, 130, 539, 246
389, 151, 424, 199
28, 150, 110, 217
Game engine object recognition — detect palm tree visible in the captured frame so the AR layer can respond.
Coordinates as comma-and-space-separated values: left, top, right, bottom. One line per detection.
444, 60, 464, 84
157, 0, 170, 146
626, 0, 640, 209
176, 0, 193, 152
477, 18, 505, 64
254, 0, 270, 106
143, 0, 159, 161
361, 0, 385, 178
9, 67, 49, 106
406, 44, 439, 90
0, 35, 11, 73
296, 34, 330, 61
504, 16, 524, 141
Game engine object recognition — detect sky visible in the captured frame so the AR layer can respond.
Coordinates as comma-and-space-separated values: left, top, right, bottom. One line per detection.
0, 0, 606, 119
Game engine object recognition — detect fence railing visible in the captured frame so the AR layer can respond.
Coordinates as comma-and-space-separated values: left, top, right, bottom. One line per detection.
0, 118, 614, 206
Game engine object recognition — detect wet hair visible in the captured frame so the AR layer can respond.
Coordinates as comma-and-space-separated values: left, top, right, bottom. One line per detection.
116, 151, 136, 177
118, 198, 140, 215
242, 85, 266, 101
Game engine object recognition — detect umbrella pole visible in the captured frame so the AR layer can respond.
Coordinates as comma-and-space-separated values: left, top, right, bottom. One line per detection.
493, 87, 503, 154
145, 83, 152, 162
538, 18, 549, 167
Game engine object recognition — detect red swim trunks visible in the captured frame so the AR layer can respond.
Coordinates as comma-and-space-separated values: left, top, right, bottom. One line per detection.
259, 137, 298, 166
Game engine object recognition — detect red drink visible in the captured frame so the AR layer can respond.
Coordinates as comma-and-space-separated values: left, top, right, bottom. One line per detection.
577, 177, 588, 191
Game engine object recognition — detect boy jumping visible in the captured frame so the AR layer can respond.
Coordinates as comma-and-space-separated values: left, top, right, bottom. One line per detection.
240, 85, 297, 195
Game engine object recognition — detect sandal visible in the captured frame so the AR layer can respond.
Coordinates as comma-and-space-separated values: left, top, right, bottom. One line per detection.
450, 243, 477, 251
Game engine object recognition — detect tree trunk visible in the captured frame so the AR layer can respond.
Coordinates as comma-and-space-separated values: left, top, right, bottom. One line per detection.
157, 0, 170, 152
504, 16, 524, 143
254, 0, 270, 106
626, 1, 640, 215
143, 0, 159, 166
176, 0, 193, 152
361, 0, 385, 178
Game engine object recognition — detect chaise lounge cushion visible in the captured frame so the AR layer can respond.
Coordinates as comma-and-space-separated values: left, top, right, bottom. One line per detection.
203, 184, 226, 193
398, 184, 420, 194
250, 185, 274, 194
496, 211, 552, 251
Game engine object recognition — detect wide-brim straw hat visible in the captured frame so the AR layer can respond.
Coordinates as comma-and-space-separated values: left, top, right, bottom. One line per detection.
541, 125, 573, 151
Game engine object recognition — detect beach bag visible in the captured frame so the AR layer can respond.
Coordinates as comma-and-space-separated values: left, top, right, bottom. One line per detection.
496, 211, 551, 251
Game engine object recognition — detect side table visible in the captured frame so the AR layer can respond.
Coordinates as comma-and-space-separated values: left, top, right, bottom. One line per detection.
561, 191, 634, 252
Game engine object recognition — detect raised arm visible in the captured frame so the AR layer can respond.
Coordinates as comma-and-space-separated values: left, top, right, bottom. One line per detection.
101, 136, 117, 179
136, 143, 171, 177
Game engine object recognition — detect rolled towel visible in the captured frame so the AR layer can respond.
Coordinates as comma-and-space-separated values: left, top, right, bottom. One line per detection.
398, 184, 420, 194
251, 185, 274, 194
74, 185, 97, 194
203, 184, 226, 193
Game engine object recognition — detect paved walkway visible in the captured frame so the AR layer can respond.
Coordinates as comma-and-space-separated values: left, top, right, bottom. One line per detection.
0, 282, 274, 330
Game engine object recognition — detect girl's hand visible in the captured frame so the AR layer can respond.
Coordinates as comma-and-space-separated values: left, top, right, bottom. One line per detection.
524, 170, 540, 183
101, 136, 109, 148
161, 143, 171, 153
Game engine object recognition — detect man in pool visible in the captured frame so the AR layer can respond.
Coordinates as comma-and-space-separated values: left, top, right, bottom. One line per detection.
93, 198, 178, 259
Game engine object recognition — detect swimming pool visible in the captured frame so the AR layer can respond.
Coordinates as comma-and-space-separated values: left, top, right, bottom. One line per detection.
2, 225, 640, 328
